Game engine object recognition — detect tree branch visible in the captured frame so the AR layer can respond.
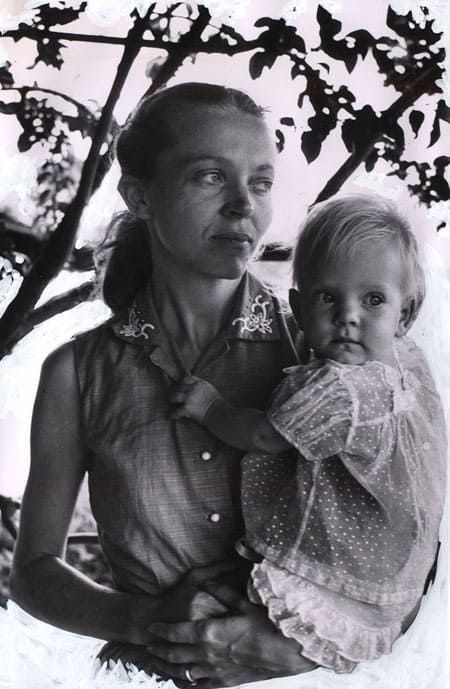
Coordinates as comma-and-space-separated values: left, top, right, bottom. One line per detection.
3, 22, 260, 58
314, 66, 439, 204
9, 280, 96, 344
0, 11, 153, 357
0, 228, 43, 261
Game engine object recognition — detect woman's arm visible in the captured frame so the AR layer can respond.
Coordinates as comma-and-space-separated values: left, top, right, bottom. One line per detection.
171, 376, 291, 453
10, 344, 226, 644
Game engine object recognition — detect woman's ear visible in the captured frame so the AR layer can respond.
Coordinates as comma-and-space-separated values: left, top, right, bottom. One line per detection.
396, 297, 416, 337
118, 174, 152, 219
289, 288, 304, 329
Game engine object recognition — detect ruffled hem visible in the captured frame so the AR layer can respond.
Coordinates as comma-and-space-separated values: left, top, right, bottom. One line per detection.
252, 561, 408, 673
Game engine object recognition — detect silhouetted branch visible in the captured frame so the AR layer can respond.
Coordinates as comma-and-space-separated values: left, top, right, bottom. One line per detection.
3, 19, 260, 57
0, 11, 153, 357
10, 280, 96, 344
314, 66, 440, 204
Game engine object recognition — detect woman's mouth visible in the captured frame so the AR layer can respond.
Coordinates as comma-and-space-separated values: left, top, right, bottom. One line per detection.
212, 232, 252, 244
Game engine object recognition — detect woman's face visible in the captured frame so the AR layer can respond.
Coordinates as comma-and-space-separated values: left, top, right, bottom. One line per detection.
139, 108, 276, 280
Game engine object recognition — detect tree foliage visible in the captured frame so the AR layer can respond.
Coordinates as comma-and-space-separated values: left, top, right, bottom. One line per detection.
0, 2, 448, 358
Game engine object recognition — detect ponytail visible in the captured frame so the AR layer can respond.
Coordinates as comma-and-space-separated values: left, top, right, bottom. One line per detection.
96, 211, 152, 313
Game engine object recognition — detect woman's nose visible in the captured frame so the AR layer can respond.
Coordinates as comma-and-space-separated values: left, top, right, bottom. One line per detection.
221, 182, 254, 218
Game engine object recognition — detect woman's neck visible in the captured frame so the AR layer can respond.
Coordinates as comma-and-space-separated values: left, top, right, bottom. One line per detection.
149, 261, 244, 371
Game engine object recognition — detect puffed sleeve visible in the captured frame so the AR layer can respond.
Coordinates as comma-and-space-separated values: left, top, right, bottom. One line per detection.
268, 361, 395, 463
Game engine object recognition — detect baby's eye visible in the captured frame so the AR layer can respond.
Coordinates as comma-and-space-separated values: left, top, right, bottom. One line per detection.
365, 293, 385, 307
249, 178, 273, 195
193, 170, 225, 186
315, 291, 335, 304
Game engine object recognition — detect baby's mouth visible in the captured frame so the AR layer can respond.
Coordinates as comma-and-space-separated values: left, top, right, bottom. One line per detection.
332, 337, 361, 346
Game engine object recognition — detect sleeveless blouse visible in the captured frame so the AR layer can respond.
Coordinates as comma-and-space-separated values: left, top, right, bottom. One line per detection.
73, 272, 298, 596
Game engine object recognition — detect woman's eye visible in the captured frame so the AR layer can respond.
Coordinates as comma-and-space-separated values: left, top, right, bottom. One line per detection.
250, 178, 273, 194
194, 170, 225, 185
365, 294, 384, 307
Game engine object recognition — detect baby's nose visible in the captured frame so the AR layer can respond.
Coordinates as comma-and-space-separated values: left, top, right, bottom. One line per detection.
334, 300, 360, 326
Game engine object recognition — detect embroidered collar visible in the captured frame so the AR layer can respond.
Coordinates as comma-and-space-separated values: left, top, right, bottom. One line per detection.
111, 288, 160, 346
226, 272, 287, 341
111, 272, 288, 345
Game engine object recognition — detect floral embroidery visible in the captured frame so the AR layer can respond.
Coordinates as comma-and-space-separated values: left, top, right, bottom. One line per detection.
119, 304, 155, 339
232, 294, 273, 334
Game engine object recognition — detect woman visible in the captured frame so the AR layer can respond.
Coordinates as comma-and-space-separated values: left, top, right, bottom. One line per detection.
10, 83, 316, 687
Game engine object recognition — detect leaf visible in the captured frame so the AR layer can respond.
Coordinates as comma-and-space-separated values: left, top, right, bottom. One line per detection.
275, 129, 285, 153
33, 3, 87, 29
364, 147, 379, 172
409, 110, 425, 138
386, 6, 442, 46
0, 100, 19, 115
316, 5, 372, 73
429, 99, 450, 147
0, 62, 14, 87
341, 106, 379, 153
30, 38, 65, 70
373, 9, 445, 96
254, 17, 306, 55
347, 29, 374, 60
249, 51, 276, 79
301, 130, 322, 162
280, 117, 295, 126
384, 117, 405, 151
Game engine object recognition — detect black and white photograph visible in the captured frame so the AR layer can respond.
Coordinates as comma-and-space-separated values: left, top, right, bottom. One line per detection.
0, 2, 448, 688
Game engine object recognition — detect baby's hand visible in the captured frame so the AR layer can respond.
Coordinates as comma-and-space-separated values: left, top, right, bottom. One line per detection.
170, 375, 223, 423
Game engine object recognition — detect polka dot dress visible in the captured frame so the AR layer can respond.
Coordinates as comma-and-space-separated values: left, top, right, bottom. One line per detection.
241, 337, 446, 672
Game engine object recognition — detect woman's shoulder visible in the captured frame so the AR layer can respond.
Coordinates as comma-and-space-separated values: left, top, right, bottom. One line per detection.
40, 317, 120, 382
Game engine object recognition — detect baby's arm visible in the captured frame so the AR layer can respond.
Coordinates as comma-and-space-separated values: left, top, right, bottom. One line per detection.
171, 376, 291, 453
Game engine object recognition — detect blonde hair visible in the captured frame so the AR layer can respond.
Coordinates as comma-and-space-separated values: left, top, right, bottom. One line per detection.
292, 193, 425, 327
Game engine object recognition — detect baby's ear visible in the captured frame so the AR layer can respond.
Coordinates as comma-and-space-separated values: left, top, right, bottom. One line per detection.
289, 288, 304, 329
396, 297, 416, 337
118, 174, 152, 219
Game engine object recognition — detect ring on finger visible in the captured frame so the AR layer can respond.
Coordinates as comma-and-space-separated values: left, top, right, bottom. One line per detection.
184, 667, 197, 685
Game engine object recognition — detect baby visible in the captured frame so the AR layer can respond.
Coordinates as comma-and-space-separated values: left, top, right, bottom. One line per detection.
171, 194, 447, 673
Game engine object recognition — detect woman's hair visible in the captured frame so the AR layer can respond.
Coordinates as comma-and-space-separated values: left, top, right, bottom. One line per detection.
292, 193, 425, 326
98, 82, 266, 311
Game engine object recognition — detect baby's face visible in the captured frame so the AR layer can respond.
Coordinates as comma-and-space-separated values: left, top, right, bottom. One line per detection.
297, 241, 407, 366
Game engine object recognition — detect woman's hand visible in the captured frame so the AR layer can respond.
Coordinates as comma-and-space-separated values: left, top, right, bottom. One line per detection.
170, 376, 223, 423
143, 561, 236, 624
143, 582, 317, 688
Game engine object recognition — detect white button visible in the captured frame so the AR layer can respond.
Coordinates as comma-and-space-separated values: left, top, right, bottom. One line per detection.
423, 442, 431, 450
208, 512, 221, 523
201, 451, 212, 461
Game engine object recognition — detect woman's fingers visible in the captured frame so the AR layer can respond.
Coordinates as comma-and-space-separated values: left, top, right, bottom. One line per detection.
97, 640, 125, 664
147, 641, 210, 680
200, 581, 252, 614
146, 640, 207, 669
97, 642, 210, 684
98, 641, 153, 668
